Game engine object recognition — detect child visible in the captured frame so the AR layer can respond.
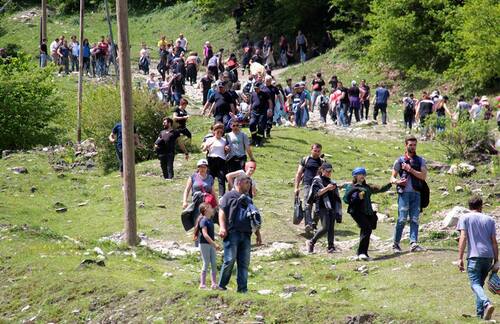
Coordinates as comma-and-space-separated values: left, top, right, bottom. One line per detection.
194, 203, 219, 289
343, 167, 391, 260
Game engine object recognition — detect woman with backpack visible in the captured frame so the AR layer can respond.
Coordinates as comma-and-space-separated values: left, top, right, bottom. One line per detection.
343, 167, 392, 260
182, 159, 218, 210
306, 162, 342, 254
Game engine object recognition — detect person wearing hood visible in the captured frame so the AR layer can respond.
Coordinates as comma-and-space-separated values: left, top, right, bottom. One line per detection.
344, 167, 392, 260
306, 162, 342, 254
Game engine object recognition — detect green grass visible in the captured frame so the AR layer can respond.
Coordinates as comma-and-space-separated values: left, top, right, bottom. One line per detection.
1, 122, 499, 322
0, 1, 238, 61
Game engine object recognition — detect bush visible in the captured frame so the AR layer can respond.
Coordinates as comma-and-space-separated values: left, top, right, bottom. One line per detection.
436, 119, 494, 160
81, 85, 168, 173
0, 54, 62, 150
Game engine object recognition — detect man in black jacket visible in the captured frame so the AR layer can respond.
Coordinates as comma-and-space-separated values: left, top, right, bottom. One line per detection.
154, 117, 189, 179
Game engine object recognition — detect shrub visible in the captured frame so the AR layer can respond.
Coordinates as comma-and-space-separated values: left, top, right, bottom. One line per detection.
81, 85, 168, 173
0, 54, 62, 150
436, 119, 494, 160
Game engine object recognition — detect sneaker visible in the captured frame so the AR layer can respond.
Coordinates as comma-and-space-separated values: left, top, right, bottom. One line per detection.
410, 243, 426, 252
306, 240, 314, 254
484, 303, 495, 320
393, 243, 403, 254
199, 284, 207, 289
327, 247, 336, 254
211, 284, 218, 290
358, 254, 371, 261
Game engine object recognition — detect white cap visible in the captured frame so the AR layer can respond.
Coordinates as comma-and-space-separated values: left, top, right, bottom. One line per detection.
197, 159, 208, 167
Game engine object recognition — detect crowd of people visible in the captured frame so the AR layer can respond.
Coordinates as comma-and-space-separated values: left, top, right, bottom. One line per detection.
39, 35, 117, 77
37, 30, 498, 319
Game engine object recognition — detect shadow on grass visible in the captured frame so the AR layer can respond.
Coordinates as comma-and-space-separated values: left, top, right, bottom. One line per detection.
372, 247, 456, 261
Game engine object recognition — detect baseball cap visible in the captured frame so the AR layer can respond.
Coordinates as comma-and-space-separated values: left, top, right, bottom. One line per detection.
197, 159, 208, 167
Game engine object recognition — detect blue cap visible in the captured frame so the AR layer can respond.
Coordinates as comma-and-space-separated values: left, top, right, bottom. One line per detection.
352, 167, 366, 176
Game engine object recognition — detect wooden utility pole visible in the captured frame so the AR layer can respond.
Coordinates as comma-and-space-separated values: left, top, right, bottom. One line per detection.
104, 0, 119, 78
41, 0, 47, 42
76, 0, 84, 143
116, 0, 137, 246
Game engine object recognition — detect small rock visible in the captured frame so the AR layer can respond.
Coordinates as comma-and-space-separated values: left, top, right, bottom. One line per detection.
330, 264, 337, 270
56, 207, 68, 213
292, 273, 303, 280
11, 167, 28, 174
214, 312, 223, 320
30, 186, 37, 193
442, 206, 470, 228
103, 184, 111, 189
156, 204, 166, 208
21, 305, 30, 312
472, 188, 482, 194
72, 309, 81, 315
138, 201, 145, 208
162, 272, 173, 278
283, 285, 298, 293
442, 191, 450, 197
255, 315, 264, 321
454, 186, 464, 192
308, 288, 317, 296
54, 201, 66, 208
279, 292, 293, 299
448, 163, 476, 177
78, 201, 88, 207
93, 247, 105, 256
438, 186, 447, 191
258, 289, 273, 295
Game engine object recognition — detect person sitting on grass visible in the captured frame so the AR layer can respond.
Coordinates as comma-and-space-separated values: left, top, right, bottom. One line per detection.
193, 203, 220, 289
343, 167, 391, 261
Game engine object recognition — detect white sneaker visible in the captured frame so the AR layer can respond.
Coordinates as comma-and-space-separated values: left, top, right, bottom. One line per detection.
410, 243, 426, 252
358, 254, 371, 261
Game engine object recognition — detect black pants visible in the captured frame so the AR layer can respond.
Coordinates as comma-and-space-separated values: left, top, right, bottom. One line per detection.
115, 147, 123, 173
177, 127, 192, 139
361, 99, 370, 120
249, 112, 267, 145
348, 106, 360, 124
186, 64, 197, 85
404, 108, 414, 130
208, 66, 218, 80
352, 213, 372, 256
319, 104, 329, 123
159, 152, 175, 179
207, 156, 226, 196
311, 209, 335, 249
202, 89, 209, 105
227, 155, 247, 173
373, 103, 387, 124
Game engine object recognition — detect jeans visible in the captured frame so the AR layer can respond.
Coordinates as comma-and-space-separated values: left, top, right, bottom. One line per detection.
394, 192, 421, 244
96, 56, 106, 77
311, 209, 335, 249
338, 102, 349, 127
71, 55, 79, 72
115, 146, 123, 173
467, 257, 493, 318
373, 103, 387, 124
219, 231, 251, 292
311, 91, 321, 112
40, 53, 48, 67
207, 156, 227, 196
299, 46, 306, 63
172, 91, 182, 106
159, 152, 175, 179
361, 99, 370, 120
303, 184, 315, 228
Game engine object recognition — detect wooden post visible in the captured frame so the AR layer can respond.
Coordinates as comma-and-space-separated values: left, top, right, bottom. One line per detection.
41, 0, 47, 42
116, 0, 137, 246
104, 0, 119, 78
76, 0, 84, 143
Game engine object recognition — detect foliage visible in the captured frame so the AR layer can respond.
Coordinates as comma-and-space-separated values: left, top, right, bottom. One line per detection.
81, 85, 167, 173
436, 119, 494, 160
446, 0, 500, 91
0, 54, 62, 150
329, 0, 370, 41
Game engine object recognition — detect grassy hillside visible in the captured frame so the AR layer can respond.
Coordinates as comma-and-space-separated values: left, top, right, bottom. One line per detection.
0, 1, 237, 60
1, 121, 499, 322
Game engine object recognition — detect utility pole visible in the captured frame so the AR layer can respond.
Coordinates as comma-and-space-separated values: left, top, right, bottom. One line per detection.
116, 0, 137, 246
104, 0, 119, 78
41, 0, 47, 42
76, 0, 84, 143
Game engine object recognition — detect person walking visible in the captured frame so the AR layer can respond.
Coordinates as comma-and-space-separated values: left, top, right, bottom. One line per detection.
295, 30, 308, 63
249, 82, 272, 147
391, 135, 427, 253
39, 38, 48, 68
311, 72, 325, 112
218, 174, 262, 292
359, 79, 370, 120
154, 117, 189, 179
225, 119, 255, 173
202, 122, 230, 197
344, 167, 391, 260
194, 203, 220, 289
306, 162, 342, 254
348, 80, 361, 124
457, 196, 498, 320
294, 143, 324, 234
402, 93, 416, 133
373, 83, 390, 124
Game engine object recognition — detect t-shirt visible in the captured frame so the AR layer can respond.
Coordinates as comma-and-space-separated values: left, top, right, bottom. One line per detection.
301, 156, 322, 186
201, 76, 213, 91
251, 91, 270, 114
155, 129, 181, 156
375, 87, 390, 104
312, 79, 325, 91
173, 108, 188, 128
199, 217, 215, 244
360, 85, 370, 100
348, 86, 360, 98
207, 137, 227, 160
457, 101, 471, 111
209, 91, 233, 117
457, 212, 496, 259
208, 56, 218, 67
226, 131, 249, 159
392, 156, 426, 192
50, 41, 58, 53
339, 87, 349, 104
191, 173, 214, 194
262, 85, 277, 107
176, 37, 187, 50
40, 43, 48, 55
419, 99, 434, 118
219, 190, 251, 233
71, 42, 79, 56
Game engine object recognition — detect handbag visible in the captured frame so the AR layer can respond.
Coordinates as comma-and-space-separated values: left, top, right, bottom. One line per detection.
195, 174, 217, 208
293, 197, 304, 225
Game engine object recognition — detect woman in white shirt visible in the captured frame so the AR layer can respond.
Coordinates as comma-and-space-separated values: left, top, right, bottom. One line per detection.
201, 122, 230, 197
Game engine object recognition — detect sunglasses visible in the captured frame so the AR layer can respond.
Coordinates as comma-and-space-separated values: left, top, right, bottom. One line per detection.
232, 124, 241, 127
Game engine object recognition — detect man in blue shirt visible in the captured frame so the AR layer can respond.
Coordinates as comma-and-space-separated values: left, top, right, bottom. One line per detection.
373, 83, 390, 125
457, 196, 498, 320
218, 174, 262, 292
